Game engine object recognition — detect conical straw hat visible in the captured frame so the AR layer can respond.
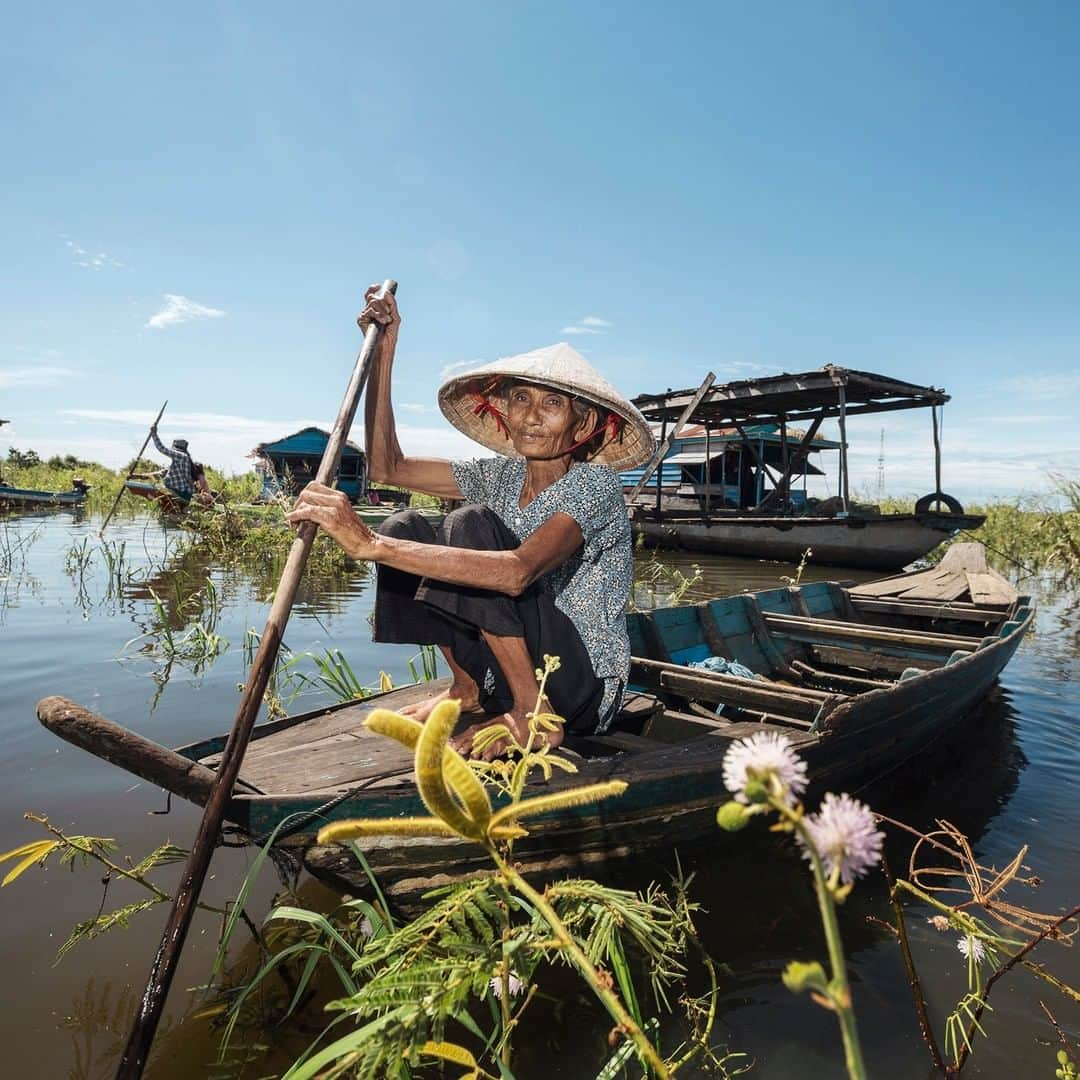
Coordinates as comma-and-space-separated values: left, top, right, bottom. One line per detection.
438, 343, 655, 470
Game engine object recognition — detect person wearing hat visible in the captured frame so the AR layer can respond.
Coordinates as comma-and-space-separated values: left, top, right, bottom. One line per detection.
288, 287, 655, 757
150, 424, 196, 503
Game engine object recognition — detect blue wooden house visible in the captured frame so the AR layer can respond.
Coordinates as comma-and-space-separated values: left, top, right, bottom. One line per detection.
622, 421, 841, 512
252, 428, 366, 502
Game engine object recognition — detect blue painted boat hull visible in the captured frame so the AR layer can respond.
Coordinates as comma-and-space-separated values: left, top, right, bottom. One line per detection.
0, 485, 87, 507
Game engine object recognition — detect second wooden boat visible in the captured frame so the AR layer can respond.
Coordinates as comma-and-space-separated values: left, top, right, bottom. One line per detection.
123, 478, 190, 515
0, 481, 89, 508
37, 549, 1030, 904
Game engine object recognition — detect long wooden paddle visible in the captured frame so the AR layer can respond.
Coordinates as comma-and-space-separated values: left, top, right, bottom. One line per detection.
99, 400, 169, 536
115, 280, 398, 1078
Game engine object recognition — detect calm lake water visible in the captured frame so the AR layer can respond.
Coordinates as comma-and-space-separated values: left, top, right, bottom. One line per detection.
1, 509, 1077, 1079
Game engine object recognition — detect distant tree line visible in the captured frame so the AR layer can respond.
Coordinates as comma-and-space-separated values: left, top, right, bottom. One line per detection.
5, 448, 97, 470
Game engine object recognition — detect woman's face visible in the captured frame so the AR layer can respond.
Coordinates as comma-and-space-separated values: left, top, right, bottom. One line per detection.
504, 382, 593, 461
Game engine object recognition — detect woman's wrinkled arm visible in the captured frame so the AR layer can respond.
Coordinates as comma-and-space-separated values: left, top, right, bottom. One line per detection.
360, 288, 464, 499
287, 484, 583, 596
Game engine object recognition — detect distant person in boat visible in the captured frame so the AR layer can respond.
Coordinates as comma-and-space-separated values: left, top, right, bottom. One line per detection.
288, 286, 654, 758
191, 462, 215, 506
150, 424, 196, 503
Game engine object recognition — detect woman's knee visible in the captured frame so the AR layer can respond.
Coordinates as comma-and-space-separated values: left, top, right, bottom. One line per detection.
376, 508, 436, 540
443, 505, 514, 549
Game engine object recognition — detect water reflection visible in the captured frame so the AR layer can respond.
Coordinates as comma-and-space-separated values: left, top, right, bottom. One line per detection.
2, 512, 1077, 1080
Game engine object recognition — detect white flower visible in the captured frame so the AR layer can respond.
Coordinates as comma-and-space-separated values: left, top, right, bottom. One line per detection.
489, 970, 525, 999
957, 935, 986, 965
358, 915, 374, 939
722, 732, 808, 806
799, 793, 884, 884
927, 915, 950, 932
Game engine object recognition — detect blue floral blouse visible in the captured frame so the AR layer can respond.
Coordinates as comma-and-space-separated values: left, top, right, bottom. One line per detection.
451, 456, 631, 731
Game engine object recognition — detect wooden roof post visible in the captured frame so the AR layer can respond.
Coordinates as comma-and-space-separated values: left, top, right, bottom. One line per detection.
838, 383, 850, 513
704, 421, 712, 520
932, 404, 942, 500
654, 413, 667, 519
779, 413, 789, 512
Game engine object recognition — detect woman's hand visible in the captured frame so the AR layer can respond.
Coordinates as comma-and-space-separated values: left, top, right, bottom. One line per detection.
357, 284, 401, 335
286, 482, 380, 561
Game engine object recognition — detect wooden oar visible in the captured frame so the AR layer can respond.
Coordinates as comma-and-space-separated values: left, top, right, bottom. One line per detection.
99, 400, 168, 536
115, 280, 398, 1079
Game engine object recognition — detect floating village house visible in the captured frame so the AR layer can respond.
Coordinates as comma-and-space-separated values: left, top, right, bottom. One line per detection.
621, 421, 842, 513
251, 427, 366, 502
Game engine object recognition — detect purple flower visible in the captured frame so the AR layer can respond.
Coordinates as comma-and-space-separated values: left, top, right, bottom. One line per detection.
799, 793, 884, 884
722, 732, 809, 806
489, 970, 525, 999
957, 935, 986, 965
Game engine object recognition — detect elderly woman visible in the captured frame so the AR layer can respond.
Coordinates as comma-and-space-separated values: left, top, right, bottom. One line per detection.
288, 287, 654, 755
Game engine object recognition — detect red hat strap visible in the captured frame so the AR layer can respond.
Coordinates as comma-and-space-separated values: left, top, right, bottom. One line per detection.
564, 410, 624, 456
470, 392, 510, 439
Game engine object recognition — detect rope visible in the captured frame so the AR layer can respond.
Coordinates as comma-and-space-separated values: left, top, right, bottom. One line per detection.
217, 769, 413, 887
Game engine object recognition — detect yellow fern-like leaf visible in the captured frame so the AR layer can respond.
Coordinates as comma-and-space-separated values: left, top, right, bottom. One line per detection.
468, 723, 517, 756
488, 781, 628, 829
416, 700, 483, 839
316, 817, 459, 844
0, 839, 59, 887
364, 705, 493, 831
419, 1040, 478, 1068
364, 708, 424, 747
530, 712, 565, 733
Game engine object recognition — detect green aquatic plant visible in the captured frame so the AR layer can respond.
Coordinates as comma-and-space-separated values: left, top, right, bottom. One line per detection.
0, 814, 258, 963
878, 817, 1080, 1076
120, 577, 229, 679
630, 551, 703, 611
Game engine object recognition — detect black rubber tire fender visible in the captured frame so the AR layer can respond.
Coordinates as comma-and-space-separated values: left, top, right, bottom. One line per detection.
915, 491, 965, 515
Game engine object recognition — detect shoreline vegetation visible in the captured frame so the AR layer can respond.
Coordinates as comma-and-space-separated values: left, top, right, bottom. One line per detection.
4, 449, 1078, 579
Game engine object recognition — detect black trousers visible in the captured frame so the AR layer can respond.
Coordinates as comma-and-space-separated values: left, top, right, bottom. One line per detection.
372, 506, 604, 734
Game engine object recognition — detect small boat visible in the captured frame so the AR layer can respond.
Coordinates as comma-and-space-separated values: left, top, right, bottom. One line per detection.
123, 478, 190, 515
0, 480, 89, 508
36, 546, 1030, 903
626, 366, 986, 569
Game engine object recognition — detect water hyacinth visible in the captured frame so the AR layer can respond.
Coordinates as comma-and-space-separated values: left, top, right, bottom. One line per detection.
957, 935, 986, 965
722, 731, 808, 806
799, 793, 884, 885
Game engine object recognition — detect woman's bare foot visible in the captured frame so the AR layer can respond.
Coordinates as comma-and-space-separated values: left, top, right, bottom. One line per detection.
399, 684, 486, 724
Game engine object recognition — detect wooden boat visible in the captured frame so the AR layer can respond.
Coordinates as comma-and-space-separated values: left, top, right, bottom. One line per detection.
0, 481, 89, 508
123, 478, 189, 515
36, 546, 1030, 904
627, 367, 986, 569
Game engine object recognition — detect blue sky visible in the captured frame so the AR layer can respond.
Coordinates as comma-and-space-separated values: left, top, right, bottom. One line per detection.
2, 2, 1077, 502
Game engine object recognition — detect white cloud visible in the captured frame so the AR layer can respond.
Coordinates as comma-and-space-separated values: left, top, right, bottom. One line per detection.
145, 294, 226, 330
561, 314, 613, 336
1000, 373, 1080, 400
440, 359, 482, 380
0, 365, 80, 389
399, 402, 433, 413
62, 235, 123, 270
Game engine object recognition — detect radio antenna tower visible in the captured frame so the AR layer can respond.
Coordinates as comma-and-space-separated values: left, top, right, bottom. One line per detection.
876, 428, 886, 501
